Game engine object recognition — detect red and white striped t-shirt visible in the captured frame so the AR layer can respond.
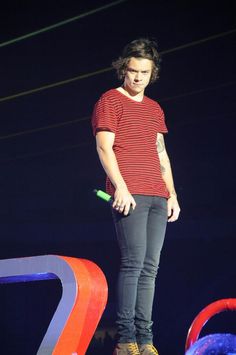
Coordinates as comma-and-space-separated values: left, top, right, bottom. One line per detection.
92, 89, 169, 198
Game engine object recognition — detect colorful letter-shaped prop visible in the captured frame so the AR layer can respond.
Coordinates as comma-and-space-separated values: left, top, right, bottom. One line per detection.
0, 255, 108, 354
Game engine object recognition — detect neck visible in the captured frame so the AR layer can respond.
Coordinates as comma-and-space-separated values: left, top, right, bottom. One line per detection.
120, 85, 144, 102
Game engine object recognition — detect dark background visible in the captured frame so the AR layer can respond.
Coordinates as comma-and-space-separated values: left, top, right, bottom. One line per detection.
0, 0, 235, 354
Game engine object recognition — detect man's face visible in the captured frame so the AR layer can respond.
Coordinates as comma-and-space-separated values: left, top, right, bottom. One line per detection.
123, 57, 153, 96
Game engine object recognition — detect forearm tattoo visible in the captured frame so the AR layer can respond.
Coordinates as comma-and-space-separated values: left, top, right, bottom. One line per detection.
157, 134, 165, 153
160, 164, 166, 174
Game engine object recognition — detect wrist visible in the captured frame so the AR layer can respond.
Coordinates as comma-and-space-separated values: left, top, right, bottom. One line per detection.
114, 181, 127, 190
168, 191, 177, 199
114, 182, 128, 191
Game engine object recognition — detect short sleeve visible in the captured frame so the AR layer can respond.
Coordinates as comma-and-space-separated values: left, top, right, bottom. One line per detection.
91, 93, 122, 136
156, 104, 168, 134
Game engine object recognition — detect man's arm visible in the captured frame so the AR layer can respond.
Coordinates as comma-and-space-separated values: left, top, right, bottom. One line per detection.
95, 131, 136, 215
157, 133, 180, 222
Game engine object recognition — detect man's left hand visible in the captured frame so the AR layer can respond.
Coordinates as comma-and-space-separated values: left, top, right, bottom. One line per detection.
167, 195, 180, 222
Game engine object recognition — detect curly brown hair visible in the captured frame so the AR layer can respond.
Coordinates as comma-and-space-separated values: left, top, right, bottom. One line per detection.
112, 38, 161, 84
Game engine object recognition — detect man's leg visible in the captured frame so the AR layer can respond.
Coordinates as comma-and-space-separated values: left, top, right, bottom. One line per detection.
135, 196, 167, 345
112, 195, 151, 343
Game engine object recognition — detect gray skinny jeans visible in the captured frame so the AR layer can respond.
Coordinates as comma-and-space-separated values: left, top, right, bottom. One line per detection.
112, 194, 167, 344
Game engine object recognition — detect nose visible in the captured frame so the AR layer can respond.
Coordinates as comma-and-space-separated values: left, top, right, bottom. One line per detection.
134, 71, 142, 81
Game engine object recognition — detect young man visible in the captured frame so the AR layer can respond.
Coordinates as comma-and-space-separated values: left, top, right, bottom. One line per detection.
92, 38, 180, 355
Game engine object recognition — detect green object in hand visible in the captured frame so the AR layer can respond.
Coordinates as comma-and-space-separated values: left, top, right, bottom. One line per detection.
93, 189, 133, 215
94, 189, 112, 203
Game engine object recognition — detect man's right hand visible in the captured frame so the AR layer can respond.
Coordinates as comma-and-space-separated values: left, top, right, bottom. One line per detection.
113, 187, 136, 216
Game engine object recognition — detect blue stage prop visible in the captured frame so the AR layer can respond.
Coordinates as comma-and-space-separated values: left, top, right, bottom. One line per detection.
186, 333, 236, 354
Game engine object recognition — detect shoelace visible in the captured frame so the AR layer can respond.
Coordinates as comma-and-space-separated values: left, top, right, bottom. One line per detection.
127, 343, 140, 355
143, 344, 159, 354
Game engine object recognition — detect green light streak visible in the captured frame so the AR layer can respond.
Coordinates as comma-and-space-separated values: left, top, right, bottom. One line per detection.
0, 0, 127, 48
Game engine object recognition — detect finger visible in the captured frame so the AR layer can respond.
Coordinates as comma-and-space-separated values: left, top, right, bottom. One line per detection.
168, 216, 175, 222
113, 199, 122, 209
169, 208, 173, 218
168, 213, 177, 222
118, 204, 125, 213
123, 205, 130, 216
168, 210, 180, 222
167, 202, 173, 217
131, 197, 136, 209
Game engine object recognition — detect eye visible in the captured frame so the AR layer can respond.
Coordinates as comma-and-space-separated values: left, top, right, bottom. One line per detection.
127, 68, 137, 73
